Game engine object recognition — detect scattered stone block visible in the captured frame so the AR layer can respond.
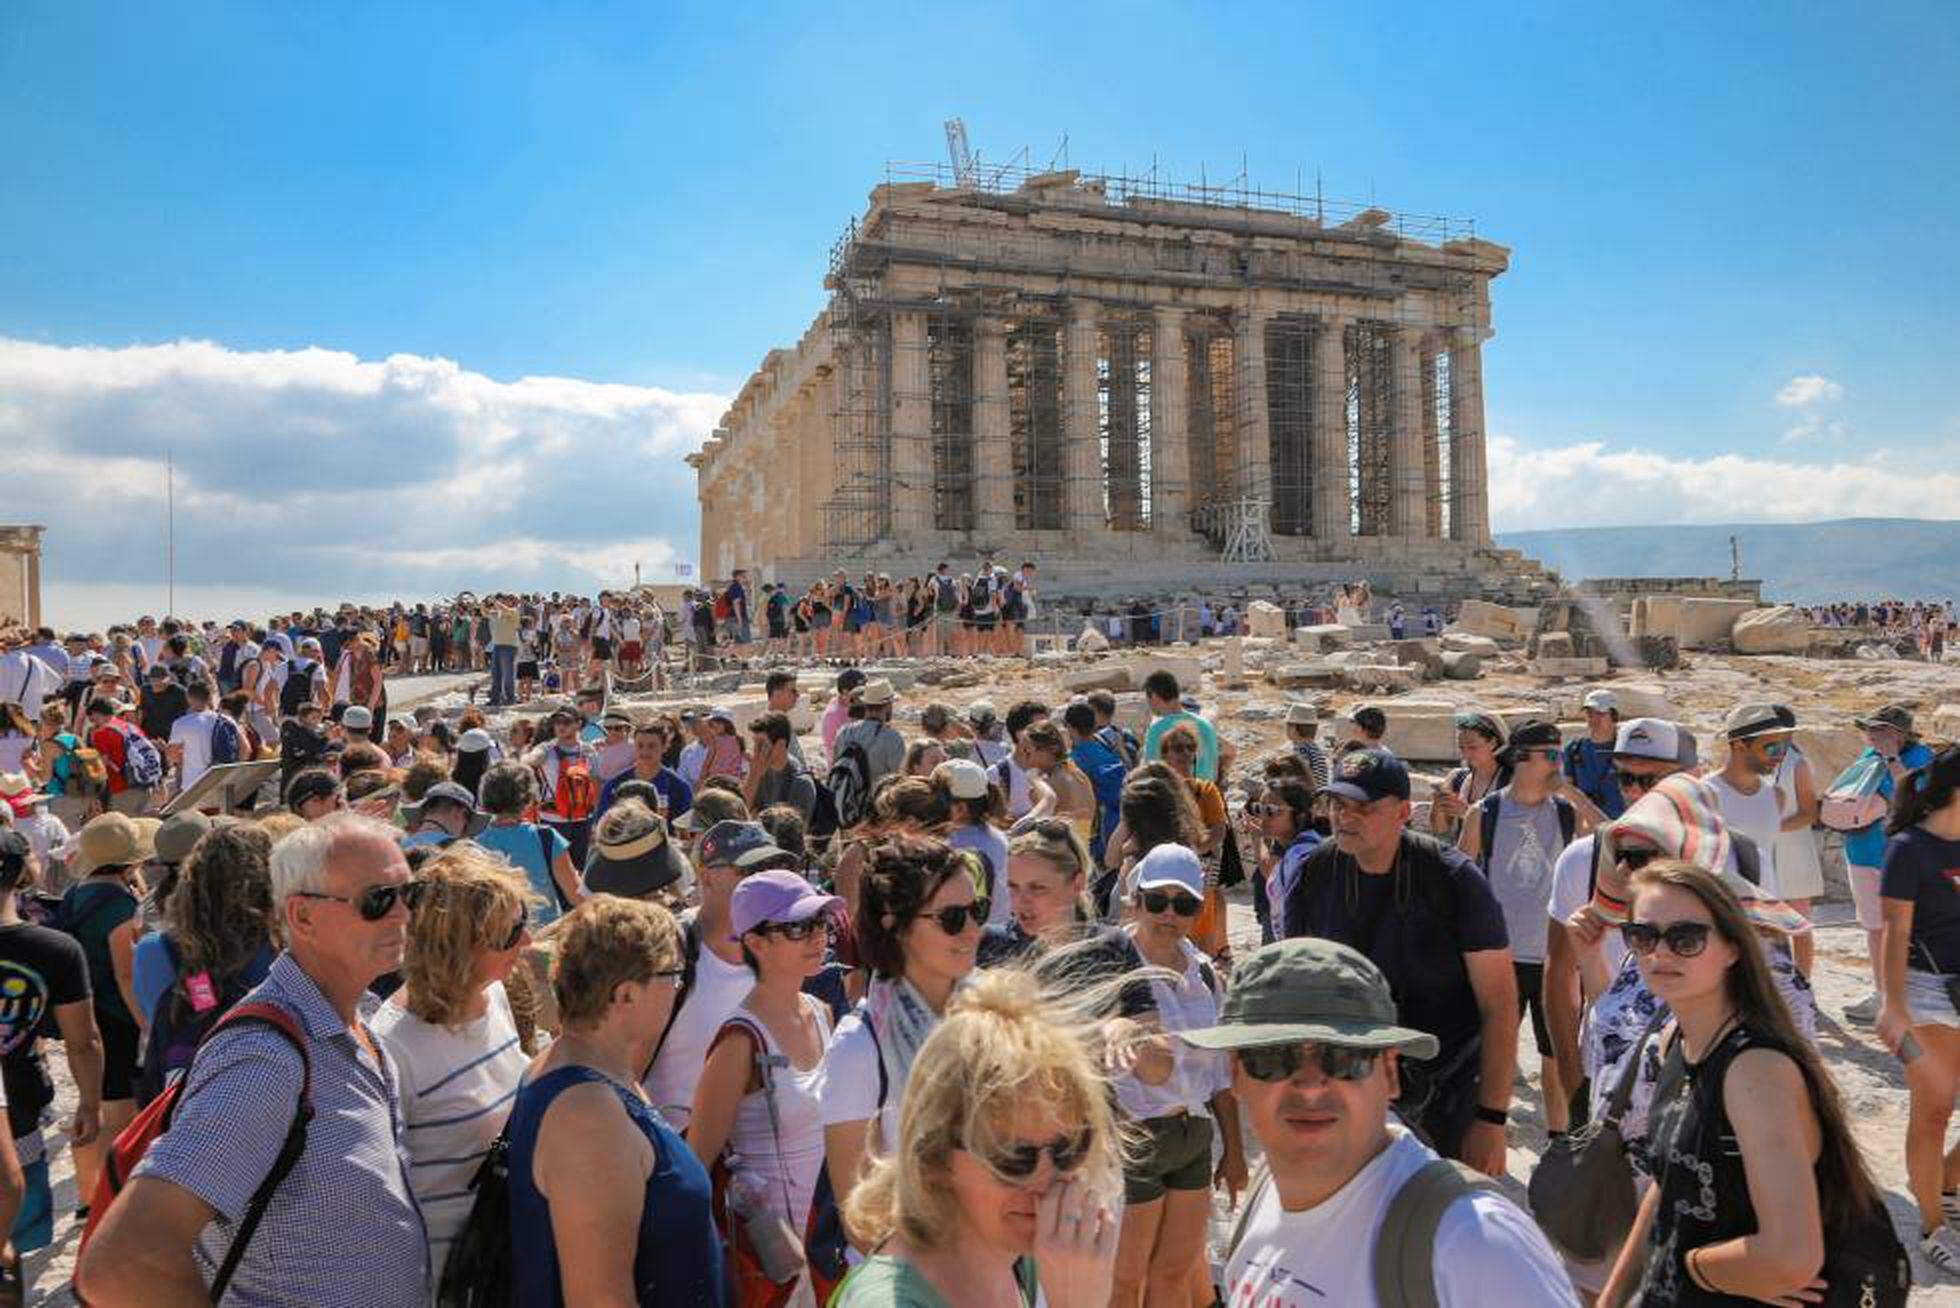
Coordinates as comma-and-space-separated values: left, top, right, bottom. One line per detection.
1293, 624, 1352, 653
1346, 623, 1393, 643
1128, 652, 1205, 694
1062, 663, 1133, 693
1532, 656, 1611, 678
1536, 632, 1575, 660
1450, 599, 1532, 642
1342, 664, 1422, 693
1330, 699, 1465, 762
1793, 725, 1867, 782
1269, 663, 1345, 689
1440, 651, 1483, 680
1730, 605, 1814, 655
1246, 601, 1289, 640
1933, 704, 1960, 744
1440, 633, 1502, 660
1387, 639, 1446, 678
1076, 624, 1111, 653
1610, 683, 1683, 722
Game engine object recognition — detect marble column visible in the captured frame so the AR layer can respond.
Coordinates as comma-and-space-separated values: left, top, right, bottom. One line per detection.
889, 310, 932, 543
1449, 328, 1492, 545
1063, 300, 1104, 537
1310, 316, 1352, 540
1151, 306, 1191, 535
973, 316, 1015, 542
1233, 305, 1271, 506
1388, 327, 1427, 537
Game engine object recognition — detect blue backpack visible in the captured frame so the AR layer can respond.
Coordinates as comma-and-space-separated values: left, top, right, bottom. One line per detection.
116, 723, 165, 788
209, 714, 242, 768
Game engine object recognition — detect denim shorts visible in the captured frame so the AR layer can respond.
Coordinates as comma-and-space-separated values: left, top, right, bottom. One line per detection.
1906, 968, 1960, 1029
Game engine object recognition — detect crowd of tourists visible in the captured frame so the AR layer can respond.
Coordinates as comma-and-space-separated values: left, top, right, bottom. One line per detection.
1804, 599, 1954, 659
0, 604, 1954, 1307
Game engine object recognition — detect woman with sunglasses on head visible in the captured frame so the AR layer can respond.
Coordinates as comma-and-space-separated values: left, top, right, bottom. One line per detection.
508, 894, 726, 1307
1874, 746, 1960, 1273
1098, 770, 1203, 921
371, 845, 539, 1269
1602, 860, 1898, 1307
1110, 844, 1247, 1308
821, 837, 987, 1231
689, 869, 842, 1308
832, 967, 1123, 1308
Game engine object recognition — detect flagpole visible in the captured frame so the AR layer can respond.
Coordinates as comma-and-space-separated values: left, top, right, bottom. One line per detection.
167, 448, 176, 618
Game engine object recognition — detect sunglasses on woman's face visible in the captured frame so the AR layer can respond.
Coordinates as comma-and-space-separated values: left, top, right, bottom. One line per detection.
1613, 769, 1663, 792
496, 913, 529, 951
757, 918, 826, 942
1137, 889, 1202, 917
928, 899, 990, 934
1616, 845, 1661, 872
1235, 1041, 1380, 1084
1162, 742, 1197, 756
294, 879, 431, 922
975, 1127, 1094, 1182
1620, 919, 1714, 958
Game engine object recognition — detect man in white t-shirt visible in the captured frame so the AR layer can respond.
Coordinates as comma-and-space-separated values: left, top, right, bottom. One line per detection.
1705, 701, 1804, 970
1183, 938, 1576, 1308
166, 682, 230, 796
640, 820, 797, 1130
0, 627, 65, 720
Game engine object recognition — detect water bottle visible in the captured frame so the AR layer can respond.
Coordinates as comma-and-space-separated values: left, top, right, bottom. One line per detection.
727, 1168, 805, 1284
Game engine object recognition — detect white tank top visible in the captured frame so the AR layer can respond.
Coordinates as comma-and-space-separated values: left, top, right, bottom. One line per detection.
724, 996, 832, 1236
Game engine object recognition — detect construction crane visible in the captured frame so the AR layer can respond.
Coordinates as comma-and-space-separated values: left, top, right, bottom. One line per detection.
943, 118, 976, 187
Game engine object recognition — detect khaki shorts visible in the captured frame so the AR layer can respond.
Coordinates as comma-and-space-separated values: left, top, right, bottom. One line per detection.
1123, 1112, 1213, 1205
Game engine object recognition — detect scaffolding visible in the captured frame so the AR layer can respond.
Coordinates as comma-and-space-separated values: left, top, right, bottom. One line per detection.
1348, 322, 1394, 537
928, 314, 975, 534
1265, 315, 1316, 537
1008, 315, 1066, 532
1098, 318, 1152, 532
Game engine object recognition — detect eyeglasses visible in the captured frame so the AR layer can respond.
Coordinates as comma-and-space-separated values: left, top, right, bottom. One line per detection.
928, 899, 990, 934
1523, 748, 1562, 763
1619, 920, 1714, 958
973, 1127, 1094, 1182
294, 880, 430, 922
1137, 889, 1202, 917
1235, 1042, 1381, 1084
1162, 743, 1197, 756
495, 913, 529, 950
1756, 740, 1790, 759
1614, 769, 1664, 792
1617, 846, 1661, 872
756, 918, 826, 942
1249, 801, 1288, 818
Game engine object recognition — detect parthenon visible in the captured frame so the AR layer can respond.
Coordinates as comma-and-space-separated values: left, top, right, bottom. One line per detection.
692, 161, 1542, 597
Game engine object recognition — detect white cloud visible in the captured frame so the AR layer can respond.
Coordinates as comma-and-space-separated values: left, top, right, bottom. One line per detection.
1487, 433, 1960, 531
0, 337, 728, 629
1775, 374, 1844, 407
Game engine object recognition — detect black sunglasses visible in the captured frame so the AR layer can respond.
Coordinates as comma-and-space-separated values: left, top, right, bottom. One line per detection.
1236, 1042, 1380, 1084
1137, 889, 1202, 917
1617, 846, 1661, 872
975, 1127, 1094, 1182
295, 880, 431, 922
928, 899, 990, 934
1620, 920, 1714, 958
1614, 769, 1663, 792
496, 913, 529, 951
756, 918, 827, 942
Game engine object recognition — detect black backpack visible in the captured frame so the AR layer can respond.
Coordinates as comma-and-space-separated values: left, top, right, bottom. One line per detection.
435, 1133, 514, 1308
278, 660, 316, 717
825, 737, 877, 830
135, 939, 260, 1105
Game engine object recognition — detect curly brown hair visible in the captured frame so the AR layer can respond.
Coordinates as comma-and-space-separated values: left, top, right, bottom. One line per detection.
855, 835, 983, 980
166, 824, 276, 981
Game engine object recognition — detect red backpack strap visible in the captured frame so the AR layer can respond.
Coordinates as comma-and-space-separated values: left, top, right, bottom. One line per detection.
200, 1001, 314, 1112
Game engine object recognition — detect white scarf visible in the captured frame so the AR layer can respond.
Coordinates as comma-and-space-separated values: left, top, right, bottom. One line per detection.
863, 974, 947, 1110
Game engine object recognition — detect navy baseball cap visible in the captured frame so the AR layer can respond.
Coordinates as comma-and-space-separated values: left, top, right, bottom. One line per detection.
1321, 746, 1411, 803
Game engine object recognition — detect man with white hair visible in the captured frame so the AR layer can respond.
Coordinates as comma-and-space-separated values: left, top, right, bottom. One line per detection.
78, 813, 431, 1308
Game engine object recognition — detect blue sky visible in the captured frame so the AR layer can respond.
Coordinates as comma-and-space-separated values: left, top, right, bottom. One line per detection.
2, 2, 1956, 623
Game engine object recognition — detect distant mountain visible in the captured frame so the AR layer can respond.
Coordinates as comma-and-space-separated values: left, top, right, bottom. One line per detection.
1495, 518, 1960, 603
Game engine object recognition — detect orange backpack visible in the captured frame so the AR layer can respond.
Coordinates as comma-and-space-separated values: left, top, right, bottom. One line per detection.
551, 754, 599, 822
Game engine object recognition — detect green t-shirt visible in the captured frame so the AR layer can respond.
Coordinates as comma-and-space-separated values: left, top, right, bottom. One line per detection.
831, 1253, 1037, 1308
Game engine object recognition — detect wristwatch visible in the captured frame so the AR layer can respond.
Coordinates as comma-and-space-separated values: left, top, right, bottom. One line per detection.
1473, 1105, 1508, 1127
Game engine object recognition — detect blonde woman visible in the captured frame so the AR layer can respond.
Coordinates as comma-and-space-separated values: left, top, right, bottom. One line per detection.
832, 967, 1122, 1308
371, 845, 539, 1264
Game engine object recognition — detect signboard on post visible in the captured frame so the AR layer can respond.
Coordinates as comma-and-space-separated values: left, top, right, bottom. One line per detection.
160, 760, 285, 817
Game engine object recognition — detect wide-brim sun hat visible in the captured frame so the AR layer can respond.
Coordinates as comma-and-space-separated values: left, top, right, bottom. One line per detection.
1180, 938, 1439, 1059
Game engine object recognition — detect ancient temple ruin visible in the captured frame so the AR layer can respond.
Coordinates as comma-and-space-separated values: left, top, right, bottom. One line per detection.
691, 162, 1552, 599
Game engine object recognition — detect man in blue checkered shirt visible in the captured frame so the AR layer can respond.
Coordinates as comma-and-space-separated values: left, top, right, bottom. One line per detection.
77, 813, 431, 1307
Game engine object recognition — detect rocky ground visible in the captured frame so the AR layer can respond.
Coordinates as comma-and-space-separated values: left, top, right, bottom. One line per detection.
18, 645, 1958, 1303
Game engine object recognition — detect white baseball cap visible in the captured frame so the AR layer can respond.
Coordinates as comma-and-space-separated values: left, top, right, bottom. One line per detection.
1582, 688, 1617, 713
1613, 717, 1697, 767
1132, 843, 1203, 897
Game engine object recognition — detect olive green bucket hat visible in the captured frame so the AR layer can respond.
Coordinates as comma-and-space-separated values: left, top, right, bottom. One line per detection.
1177, 938, 1439, 1059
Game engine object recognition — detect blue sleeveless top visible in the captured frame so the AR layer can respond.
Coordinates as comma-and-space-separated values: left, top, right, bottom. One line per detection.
507, 1065, 727, 1307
